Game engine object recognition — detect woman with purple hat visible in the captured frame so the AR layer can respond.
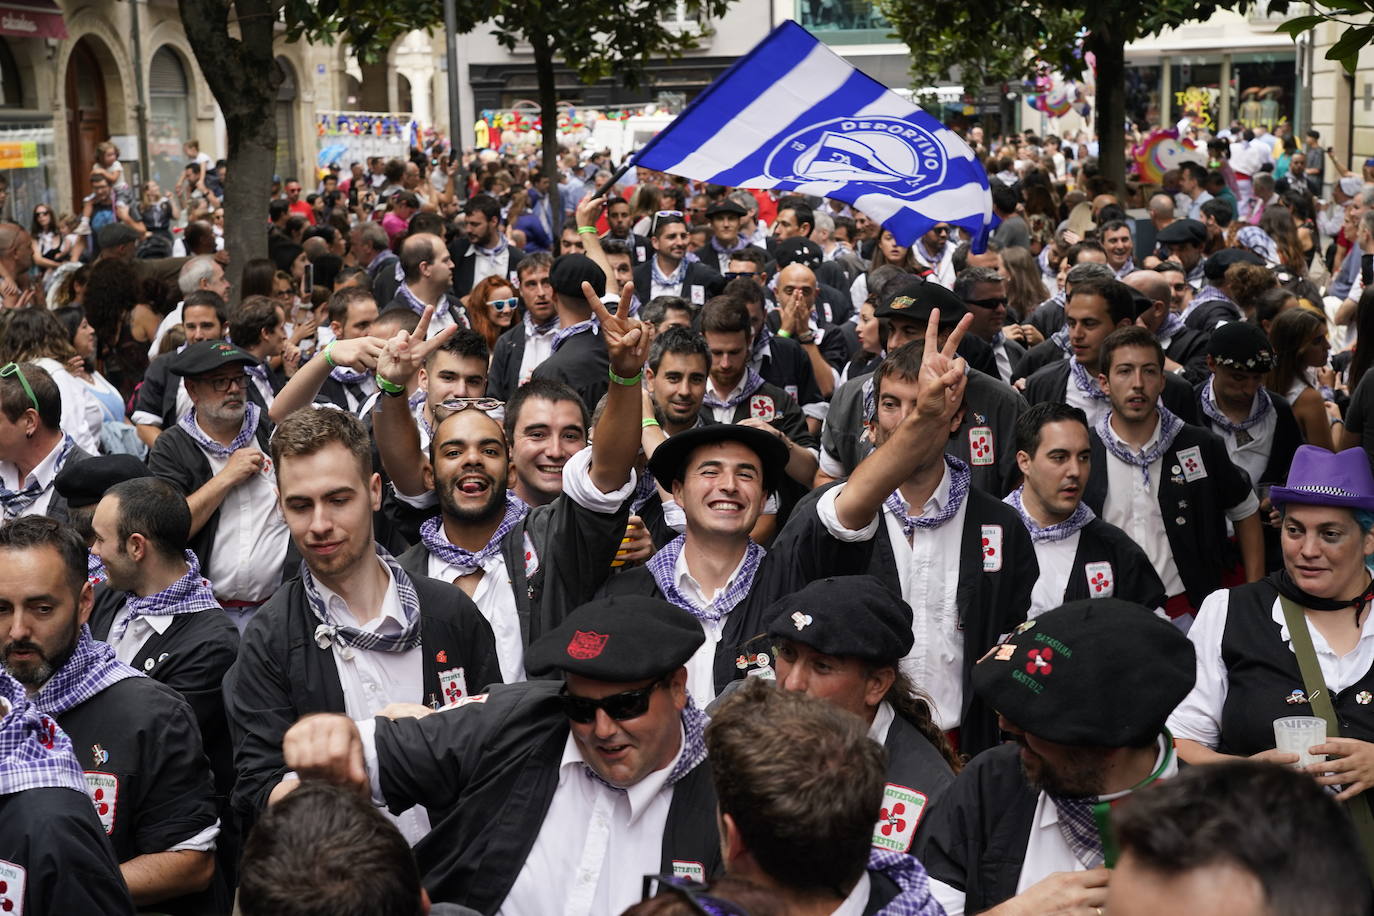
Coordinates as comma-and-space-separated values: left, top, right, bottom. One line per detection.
1170, 445, 1374, 798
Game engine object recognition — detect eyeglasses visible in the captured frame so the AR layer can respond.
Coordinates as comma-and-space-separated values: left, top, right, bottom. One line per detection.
200, 373, 249, 392
558, 676, 667, 724
0, 363, 39, 412
641, 874, 751, 916
487, 297, 520, 311
433, 397, 504, 423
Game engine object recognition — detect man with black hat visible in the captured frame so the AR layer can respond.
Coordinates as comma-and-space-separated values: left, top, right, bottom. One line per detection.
1024, 277, 1198, 428
93, 221, 141, 263
281, 596, 721, 914
1082, 326, 1264, 623
1006, 402, 1167, 617
1196, 322, 1302, 545
1184, 248, 1266, 332
388, 233, 469, 339
1155, 217, 1208, 289
146, 340, 288, 626
695, 198, 758, 273
819, 278, 1028, 497
765, 575, 960, 852
918, 599, 1196, 916
530, 254, 619, 415
631, 211, 720, 308
799, 309, 1038, 755
0, 362, 94, 525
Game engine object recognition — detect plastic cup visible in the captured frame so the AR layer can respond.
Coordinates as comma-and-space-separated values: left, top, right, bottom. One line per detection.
1274, 716, 1327, 768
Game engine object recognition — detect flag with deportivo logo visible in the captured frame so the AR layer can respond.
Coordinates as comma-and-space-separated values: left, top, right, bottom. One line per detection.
632, 20, 992, 247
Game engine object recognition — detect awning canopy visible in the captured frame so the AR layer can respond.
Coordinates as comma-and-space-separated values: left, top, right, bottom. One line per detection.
0, 0, 66, 40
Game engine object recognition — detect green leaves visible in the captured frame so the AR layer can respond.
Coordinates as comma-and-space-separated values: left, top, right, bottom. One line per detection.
1277, 2, 1374, 74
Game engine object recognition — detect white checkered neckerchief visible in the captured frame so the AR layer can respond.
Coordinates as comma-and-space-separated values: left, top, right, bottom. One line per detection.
1068, 358, 1109, 403
884, 455, 971, 539
868, 848, 946, 916
1190, 284, 1234, 310
473, 235, 508, 259
650, 253, 688, 290
630, 469, 658, 515
582, 698, 709, 792
245, 361, 271, 388
1003, 486, 1095, 544
524, 312, 559, 338
862, 374, 876, 424
1053, 325, 1071, 356
1097, 407, 1185, 487
647, 535, 765, 622
550, 317, 600, 353
31, 626, 143, 717
0, 671, 87, 796
702, 369, 766, 412
302, 545, 423, 655
749, 324, 772, 364
418, 492, 529, 576
87, 551, 107, 585
1200, 378, 1271, 434
1157, 310, 1185, 342
330, 363, 371, 385
1052, 794, 1106, 868
110, 550, 222, 641
710, 235, 748, 259
179, 402, 261, 461
397, 284, 470, 329
0, 434, 75, 518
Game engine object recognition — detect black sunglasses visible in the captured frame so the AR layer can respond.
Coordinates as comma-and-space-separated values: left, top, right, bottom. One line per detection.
558, 676, 668, 724
964, 296, 1008, 309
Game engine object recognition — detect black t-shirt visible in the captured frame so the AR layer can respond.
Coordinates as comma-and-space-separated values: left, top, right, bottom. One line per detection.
1345, 369, 1374, 475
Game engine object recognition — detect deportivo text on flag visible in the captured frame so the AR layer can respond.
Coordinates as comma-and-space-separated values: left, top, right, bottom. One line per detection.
632, 20, 992, 249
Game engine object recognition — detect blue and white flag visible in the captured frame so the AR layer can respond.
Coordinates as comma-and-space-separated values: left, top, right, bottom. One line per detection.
633, 21, 991, 248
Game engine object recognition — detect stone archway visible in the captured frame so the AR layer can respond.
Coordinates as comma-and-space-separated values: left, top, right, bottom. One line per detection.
63, 34, 125, 209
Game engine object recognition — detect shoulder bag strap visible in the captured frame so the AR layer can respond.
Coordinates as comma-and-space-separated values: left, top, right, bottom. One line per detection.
1277, 595, 1374, 874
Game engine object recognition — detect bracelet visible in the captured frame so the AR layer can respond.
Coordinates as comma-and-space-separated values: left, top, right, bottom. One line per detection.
797, 334, 816, 345
642, 417, 661, 429
576, 226, 597, 235
375, 372, 405, 396
608, 368, 643, 387
321, 339, 337, 369
776, 329, 792, 338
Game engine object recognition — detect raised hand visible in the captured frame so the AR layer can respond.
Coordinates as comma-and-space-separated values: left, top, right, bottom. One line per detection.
330, 336, 386, 371
586, 280, 651, 378
376, 304, 460, 387
915, 307, 972, 423
575, 194, 605, 232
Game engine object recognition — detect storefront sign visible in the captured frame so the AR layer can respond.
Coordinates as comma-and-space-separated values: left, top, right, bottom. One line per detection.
0, 0, 67, 39
0, 141, 38, 170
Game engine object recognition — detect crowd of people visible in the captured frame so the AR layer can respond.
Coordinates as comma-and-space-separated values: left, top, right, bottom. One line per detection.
3, 118, 1374, 916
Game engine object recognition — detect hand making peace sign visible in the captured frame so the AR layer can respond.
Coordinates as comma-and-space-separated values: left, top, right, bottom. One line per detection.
585, 279, 652, 379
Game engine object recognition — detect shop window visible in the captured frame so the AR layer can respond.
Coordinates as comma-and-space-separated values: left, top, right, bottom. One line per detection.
148, 47, 190, 194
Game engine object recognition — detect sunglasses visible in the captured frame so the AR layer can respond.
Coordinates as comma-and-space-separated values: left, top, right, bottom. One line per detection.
434, 397, 504, 423
723, 270, 756, 279
929, 226, 950, 235
558, 676, 667, 724
0, 363, 38, 411
964, 296, 1008, 309
487, 297, 520, 311
641, 874, 751, 916
651, 209, 685, 234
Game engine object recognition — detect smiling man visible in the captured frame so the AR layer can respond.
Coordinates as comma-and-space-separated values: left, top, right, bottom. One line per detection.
282, 596, 722, 914
631, 211, 720, 308
1099, 219, 1135, 278
223, 406, 501, 842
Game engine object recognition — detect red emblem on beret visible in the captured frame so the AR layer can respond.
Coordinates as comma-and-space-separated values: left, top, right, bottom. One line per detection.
567, 630, 609, 660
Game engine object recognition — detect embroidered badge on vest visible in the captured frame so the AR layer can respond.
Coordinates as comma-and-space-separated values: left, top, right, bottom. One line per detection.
439, 667, 468, 707
1177, 446, 1207, 482
872, 783, 927, 852
84, 772, 119, 835
1085, 561, 1115, 597
673, 860, 706, 882
0, 858, 27, 916
567, 630, 609, 660
968, 426, 994, 466
749, 395, 776, 421
981, 525, 1003, 572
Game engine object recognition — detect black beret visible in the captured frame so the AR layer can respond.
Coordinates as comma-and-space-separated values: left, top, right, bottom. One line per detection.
549, 253, 606, 299
53, 455, 152, 508
646, 423, 789, 495
972, 599, 1195, 747
1203, 247, 1266, 281
1207, 320, 1276, 372
765, 576, 914, 661
705, 199, 748, 219
525, 596, 704, 681
875, 275, 967, 324
96, 222, 141, 250
773, 237, 824, 270
1155, 219, 1207, 246
167, 340, 259, 377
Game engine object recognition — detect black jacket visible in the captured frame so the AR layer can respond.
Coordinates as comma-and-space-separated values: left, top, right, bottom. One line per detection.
876, 709, 957, 854
630, 260, 723, 308
1058, 517, 1168, 608
488, 321, 536, 401
529, 325, 608, 415
223, 572, 502, 827
447, 238, 526, 297
1023, 360, 1200, 425
375, 680, 721, 912
0, 788, 135, 915
1166, 326, 1212, 386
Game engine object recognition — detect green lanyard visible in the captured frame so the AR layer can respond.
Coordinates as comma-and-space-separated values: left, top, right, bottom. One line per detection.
1090, 730, 1175, 868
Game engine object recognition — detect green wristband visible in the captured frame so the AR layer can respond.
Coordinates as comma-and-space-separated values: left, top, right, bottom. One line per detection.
322, 339, 337, 369
642, 417, 661, 429
608, 368, 643, 387
776, 328, 793, 338
576, 226, 597, 235
375, 372, 405, 395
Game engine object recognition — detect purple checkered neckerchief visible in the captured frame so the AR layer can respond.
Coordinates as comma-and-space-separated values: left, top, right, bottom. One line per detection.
0, 435, 75, 518
647, 535, 765, 622
473, 235, 508, 259
582, 698, 708, 792
868, 848, 945, 916
1096, 406, 1185, 487
524, 312, 559, 338
302, 545, 423, 655
110, 550, 221, 642
1190, 285, 1234, 310
862, 374, 876, 424
1068, 358, 1109, 403
180, 402, 261, 461
1052, 325, 1071, 356
550, 317, 600, 353
87, 551, 107, 585
397, 283, 470, 328
0, 671, 87, 795
31, 626, 143, 718
419, 492, 529, 576
650, 253, 688, 290
1157, 310, 1185, 342
749, 324, 772, 364
702, 369, 766, 412
330, 363, 371, 385
630, 468, 658, 515
1200, 378, 1271, 434
1051, 794, 1106, 868
1004, 486, 1095, 544
884, 455, 971, 539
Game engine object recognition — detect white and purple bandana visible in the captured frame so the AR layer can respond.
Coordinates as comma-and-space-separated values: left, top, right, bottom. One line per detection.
0, 435, 75, 518
0, 671, 87, 795
302, 545, 424, 655
179, 402, 260, 461
1097, 407, 1185, 486
702, 369, 766, 412
31, 626, 143, 718
110, 550, 222, 642
550, 318, 600, 353
1200, 378, 1271, 434
883, 455, 972, 539
647, 535, 765, 622
419, 492, 529, 577
1003, 486, 1095, 544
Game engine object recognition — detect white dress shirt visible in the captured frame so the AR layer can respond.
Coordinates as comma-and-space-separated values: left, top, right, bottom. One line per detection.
1169, 587, 1374, 748
0, 435, 71, 521
1210, 397, 1278, 489
1028, 532, 1081, 618
106, 603, 176, 664
704, 375, 753, 424
196, 425, 290, 603
516, 322, 559, 388
1101, 419, 1186, 599
816, 468, 968, 729
830, 873, 873, 916
467, 244, 513, 290
671, 545, 753, 708
1064, 373, 1109, 428
317, 561, 431, 844
868, 699, 896, 745
32, 357, 100, 454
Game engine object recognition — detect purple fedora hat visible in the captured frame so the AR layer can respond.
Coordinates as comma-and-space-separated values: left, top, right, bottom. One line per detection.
1270, 446, 1374, 512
